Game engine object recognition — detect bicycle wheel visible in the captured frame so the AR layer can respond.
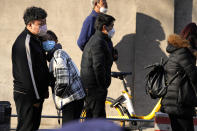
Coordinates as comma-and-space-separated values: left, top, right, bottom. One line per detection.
106, 97, 125, 127
80, 97, 125, 126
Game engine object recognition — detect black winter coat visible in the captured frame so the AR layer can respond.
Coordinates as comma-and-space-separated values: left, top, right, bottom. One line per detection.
161, 34, 197, 117
12, 28, 49, 101
80, 31, 113, 90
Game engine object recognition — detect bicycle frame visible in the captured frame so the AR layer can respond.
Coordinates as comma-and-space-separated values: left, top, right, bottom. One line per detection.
121, 90, 161, 120
110, 75, 161, 120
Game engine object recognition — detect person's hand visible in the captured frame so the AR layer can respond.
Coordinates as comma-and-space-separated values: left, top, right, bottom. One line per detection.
33, 103, 40, 108
113, 48, 118, 61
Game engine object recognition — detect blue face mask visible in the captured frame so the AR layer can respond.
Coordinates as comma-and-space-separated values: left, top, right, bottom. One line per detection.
42, 40, 56, 51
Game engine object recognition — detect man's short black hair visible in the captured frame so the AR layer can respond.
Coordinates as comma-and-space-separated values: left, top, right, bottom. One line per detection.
23, 6, 47, 25
95, 13, 115, 31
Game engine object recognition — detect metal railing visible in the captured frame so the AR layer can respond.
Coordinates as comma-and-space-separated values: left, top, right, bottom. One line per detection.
10, 114, 154, 131
11, 114, 154, 122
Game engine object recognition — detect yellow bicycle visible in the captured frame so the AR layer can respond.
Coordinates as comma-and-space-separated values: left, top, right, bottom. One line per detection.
81, 72, 161, 127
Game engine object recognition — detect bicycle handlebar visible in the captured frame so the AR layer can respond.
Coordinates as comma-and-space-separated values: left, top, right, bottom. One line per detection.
111, 72, 132, 79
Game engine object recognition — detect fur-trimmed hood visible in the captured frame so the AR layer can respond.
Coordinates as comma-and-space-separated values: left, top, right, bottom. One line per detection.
168, 34, 191, 48
167, 34, 197, 57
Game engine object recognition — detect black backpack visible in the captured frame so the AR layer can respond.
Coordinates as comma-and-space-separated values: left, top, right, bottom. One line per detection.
145, 58, 178, 99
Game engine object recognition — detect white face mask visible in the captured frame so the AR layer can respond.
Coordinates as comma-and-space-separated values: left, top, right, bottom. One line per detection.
108, 28, 115, 38
100, 7, 108, 13
38, 24, 47, 36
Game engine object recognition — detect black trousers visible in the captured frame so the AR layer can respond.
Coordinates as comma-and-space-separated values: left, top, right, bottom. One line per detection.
169, 114, 194, 131
85, 88, 107, 118
14, 92, 44, 131
62, 99, 84, 124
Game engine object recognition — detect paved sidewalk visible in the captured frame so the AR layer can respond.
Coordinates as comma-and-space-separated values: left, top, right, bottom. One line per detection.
134, 128, 154, 131
125, 121, 155, 131
131, 122, 154, 131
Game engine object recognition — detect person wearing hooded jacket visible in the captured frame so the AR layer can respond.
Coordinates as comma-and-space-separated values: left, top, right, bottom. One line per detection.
161, 23, 197, 131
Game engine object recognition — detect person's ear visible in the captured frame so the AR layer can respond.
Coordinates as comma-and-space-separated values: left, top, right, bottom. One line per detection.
103, 25, 106, 29
27, 22, 33, 29
102, 25, 108, 34
95, 1, 98, 6
102, 25, 106, 31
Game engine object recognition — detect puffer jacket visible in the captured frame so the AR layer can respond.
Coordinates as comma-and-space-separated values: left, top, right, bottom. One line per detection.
80, 31, 113, 90
161, 34, 197, 117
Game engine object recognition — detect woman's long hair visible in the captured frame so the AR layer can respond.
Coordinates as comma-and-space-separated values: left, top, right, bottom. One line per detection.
180, 23, 197, 49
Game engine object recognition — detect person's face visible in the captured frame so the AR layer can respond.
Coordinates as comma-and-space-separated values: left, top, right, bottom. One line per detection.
106, 22, 114, 32
97, 0, 108, 9
27, 19, 46, 35
102, 21, 114, 34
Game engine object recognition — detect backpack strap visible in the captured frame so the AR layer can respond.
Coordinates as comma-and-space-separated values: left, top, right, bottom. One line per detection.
145, 57, 168, 69
167, 71, 179, 85
163, 58, 168, 65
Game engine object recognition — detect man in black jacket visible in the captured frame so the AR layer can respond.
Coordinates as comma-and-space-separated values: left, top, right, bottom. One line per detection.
81, 13, 115, 118
12, 6, 49, 131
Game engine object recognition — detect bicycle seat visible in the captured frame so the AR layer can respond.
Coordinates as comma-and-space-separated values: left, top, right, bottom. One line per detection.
111, 72, 132, 79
